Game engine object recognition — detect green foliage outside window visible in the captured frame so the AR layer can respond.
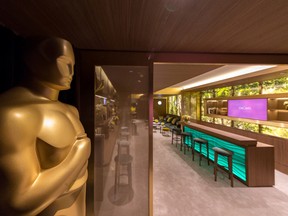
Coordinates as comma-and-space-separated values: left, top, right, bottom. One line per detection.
262, 77, 288, 94
168, 96, 175, 114
190, 93, 198, 119
223, 119, 232, 127
214, 118, 222, 125
182, 92, 191, 116
201, 89, 214, 99
171, 96, 176, 115
168, 95, 181, 115
233, 121, 259, 133
234, 82, 260, 96
177, 95, 182, 116
215, 86, 232, 97
185, 76, 288, 140
200, 98, 205, 116
201, 115, 213, 123
213, 118, 231, 126
201, 90, 213, 117
261, 125, 288, 139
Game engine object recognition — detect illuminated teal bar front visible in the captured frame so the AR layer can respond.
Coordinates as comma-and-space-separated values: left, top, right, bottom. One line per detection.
183, 126, 246, 182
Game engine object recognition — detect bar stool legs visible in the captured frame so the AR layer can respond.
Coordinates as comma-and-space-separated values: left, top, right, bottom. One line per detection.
114, 141, 133, 195
162, 127, 170, 136
193, 138, 209, 166
180, 132, 192, 154
171, 128, 182, 146
213, 147, 234, 187
214, 151, 219, 182
228, 154, 233, 187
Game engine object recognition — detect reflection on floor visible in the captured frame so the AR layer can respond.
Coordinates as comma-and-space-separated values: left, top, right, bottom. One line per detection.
94, 119, 149, 216
153, 129, 288, 216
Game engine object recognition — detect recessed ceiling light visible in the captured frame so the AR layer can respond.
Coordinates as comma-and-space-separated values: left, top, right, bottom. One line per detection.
182, 65, 276, 90
138, 80, 142, 83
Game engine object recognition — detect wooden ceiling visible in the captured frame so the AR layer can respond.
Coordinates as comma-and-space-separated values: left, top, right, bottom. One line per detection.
153, 63, 224, 91
1, 0, 288, 53
101, 65, 149, 94
1, 1, 288, 92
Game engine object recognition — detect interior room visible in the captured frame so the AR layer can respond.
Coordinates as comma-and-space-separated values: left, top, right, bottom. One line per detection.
152, 63, 288, 215
1, 1, 288, 216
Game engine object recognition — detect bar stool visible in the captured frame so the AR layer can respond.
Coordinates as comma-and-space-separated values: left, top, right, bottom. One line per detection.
162, 127, 170, 136
120, 131, 129, 140
193, 138, 209, 166
131, 119, 138, 136
171, 128, 182, 146
153, 123, 157, 133
212, 147, 234, 187
114, 140, 133, 194
121, 126, 129, 131
120, 126, 130, 140
159, 122, 165, 133
180, 131, 193, 154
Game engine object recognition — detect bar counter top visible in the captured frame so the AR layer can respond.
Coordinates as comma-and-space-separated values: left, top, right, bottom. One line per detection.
181, 121, 274, 186
182, 122, 257, 147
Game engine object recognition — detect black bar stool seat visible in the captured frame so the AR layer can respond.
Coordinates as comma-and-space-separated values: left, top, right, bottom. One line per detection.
212, 147, 234, 187
193, 138, 209, 166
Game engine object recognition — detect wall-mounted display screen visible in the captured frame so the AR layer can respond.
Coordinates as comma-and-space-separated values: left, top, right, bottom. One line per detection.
228, 98, 267, 120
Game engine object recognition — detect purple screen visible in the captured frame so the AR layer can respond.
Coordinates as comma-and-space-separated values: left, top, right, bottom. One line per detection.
228, 99, 267, 120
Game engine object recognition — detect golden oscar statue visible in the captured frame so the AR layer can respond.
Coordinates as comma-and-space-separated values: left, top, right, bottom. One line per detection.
0, 38, 91, 215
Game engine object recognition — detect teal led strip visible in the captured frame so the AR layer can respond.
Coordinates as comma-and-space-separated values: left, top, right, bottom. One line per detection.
183, 126, 246, 182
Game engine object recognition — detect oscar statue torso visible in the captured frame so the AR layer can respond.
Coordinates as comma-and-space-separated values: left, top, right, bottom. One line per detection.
0, 86, 89, 216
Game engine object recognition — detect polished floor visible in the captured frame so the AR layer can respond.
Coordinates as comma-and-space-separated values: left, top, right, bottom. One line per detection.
93, 118, 149, 216
153, 129, 288, 216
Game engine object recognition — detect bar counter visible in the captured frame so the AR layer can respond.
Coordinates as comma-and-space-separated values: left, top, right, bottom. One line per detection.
182, 122, 275, 187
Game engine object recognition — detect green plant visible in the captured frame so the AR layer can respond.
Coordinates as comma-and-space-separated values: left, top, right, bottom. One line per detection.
182, 115, 191, 122
234, 82, 260, 96
215, 86, 232, 97
284, 101, 288, 110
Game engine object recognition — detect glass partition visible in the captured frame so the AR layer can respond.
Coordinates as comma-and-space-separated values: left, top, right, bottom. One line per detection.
94, 66, 149, 216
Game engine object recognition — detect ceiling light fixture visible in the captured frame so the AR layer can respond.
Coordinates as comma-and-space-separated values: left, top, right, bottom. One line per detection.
182, 65, 276, 90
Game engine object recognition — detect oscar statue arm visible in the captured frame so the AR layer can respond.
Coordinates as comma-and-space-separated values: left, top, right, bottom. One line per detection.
0, 109, 91, 216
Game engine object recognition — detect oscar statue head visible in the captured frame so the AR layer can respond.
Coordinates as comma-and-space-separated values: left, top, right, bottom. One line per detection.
23, 37, 75, 90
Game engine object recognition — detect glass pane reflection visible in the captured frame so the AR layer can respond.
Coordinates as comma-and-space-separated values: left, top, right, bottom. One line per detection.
94, 66, 149, 216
